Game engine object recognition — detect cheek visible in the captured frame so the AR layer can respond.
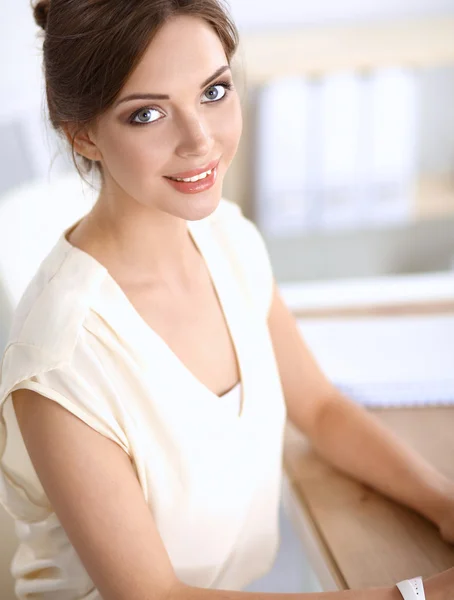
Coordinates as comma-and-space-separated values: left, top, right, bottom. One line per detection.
97, 124, 170, 183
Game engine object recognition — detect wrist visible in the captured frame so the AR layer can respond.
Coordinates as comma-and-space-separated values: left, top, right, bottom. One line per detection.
366, 586, 408, 600
386, 586, 406, 600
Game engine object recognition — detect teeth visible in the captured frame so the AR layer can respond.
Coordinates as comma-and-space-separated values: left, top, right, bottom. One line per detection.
170, 169, 212, 183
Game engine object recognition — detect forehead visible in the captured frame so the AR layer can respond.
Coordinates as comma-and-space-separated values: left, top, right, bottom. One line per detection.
124, 15, 228, 91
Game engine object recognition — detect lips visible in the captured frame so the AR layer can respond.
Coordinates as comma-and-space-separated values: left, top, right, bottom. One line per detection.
165, 158, 220, 180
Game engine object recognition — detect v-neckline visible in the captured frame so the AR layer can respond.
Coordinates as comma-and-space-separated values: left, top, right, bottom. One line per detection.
59, 213, 247, 420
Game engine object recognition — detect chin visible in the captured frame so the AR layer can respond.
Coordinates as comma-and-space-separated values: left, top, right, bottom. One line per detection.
174, 190, 223, 222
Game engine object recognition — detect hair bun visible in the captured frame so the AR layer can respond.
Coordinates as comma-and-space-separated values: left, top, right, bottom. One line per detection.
33, 0, 50, 31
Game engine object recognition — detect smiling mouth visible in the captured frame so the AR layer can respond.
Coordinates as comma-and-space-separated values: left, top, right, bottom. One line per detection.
164, 158, 221, 181
163, 164, 219, 194
166, 168, 214, 183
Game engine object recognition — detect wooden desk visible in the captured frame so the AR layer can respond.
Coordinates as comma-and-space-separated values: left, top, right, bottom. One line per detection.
282, 408, 454, 591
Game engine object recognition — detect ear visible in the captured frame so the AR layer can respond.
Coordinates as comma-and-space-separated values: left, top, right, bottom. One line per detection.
61, 123, 103, 162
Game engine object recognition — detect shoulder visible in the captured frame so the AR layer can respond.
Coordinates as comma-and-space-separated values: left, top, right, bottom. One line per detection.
4, 240, 106, 375
0, 254, 128, 456
209, 197, 270, 259
206, 198, 275, 317
207, 198, 264, 248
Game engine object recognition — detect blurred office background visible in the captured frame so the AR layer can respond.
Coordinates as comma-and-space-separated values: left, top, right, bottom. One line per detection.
1, 0, 454, 597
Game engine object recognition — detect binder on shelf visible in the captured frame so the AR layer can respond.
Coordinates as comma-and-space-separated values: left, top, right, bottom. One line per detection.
254, 77, 311, 236
318, 71, 364, 231
302, 77, 324, 230
360, 67, 420, 227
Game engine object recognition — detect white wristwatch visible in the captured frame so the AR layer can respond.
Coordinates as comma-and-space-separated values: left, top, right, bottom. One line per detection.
396, 577, 426, 600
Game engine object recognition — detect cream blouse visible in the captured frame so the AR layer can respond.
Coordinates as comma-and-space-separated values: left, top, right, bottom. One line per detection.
0, 198, 287, 599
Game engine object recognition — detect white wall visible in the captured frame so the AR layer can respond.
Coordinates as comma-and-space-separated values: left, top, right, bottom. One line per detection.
0, 1, 68, 193
0, 2, 43, 117
229, 0, 454, 30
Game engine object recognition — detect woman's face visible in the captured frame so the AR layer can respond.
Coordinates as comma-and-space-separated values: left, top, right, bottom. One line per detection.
87, 15, 243, 221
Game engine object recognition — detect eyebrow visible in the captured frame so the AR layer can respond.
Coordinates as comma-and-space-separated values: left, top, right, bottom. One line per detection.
114, 65, 231, 107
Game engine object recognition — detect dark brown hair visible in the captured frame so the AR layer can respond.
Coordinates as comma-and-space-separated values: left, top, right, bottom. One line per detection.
31, 0, 240, 183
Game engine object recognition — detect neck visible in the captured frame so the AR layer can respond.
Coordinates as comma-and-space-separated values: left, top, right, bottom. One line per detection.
68, 191, 204, 293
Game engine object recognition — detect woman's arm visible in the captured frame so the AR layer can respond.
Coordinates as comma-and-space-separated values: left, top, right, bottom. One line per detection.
266, 281, 454, 536
12, 388, 180, 600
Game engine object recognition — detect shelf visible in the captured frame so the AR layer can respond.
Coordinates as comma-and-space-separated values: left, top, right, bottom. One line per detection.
278, 271, 454, 319
234, 16, 454, 84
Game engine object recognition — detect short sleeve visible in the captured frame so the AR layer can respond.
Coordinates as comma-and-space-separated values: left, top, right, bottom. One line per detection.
0, 333, 130, 522
211, 199, 275, 319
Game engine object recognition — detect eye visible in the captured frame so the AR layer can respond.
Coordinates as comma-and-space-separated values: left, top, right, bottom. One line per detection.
201, 81, 233, 103
130, 107, 161, 126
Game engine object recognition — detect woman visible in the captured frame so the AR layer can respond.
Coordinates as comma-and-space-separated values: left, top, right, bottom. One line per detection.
0, 1, 453, 598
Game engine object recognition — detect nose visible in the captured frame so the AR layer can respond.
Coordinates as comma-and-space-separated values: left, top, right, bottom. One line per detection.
174, 113, 213, 158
